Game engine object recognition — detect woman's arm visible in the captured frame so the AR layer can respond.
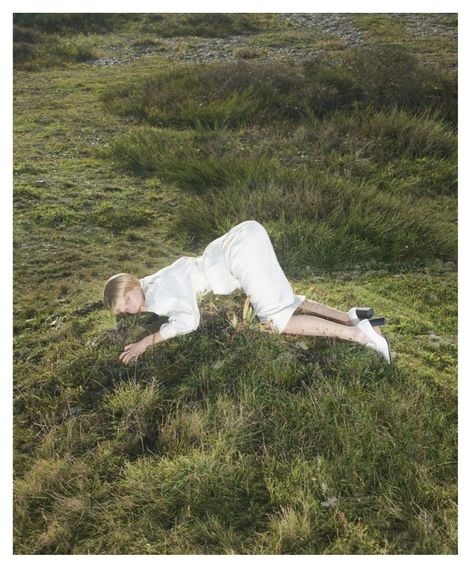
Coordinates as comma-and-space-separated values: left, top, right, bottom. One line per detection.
119, 311, 199, 365
119, 331, 164, 365
143, 331, 164, 347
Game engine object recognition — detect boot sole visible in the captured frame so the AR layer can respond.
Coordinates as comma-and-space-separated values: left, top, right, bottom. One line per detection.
369, 317, 386, 327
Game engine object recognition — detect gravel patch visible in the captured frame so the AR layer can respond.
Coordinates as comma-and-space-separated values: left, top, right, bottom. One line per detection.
87, 13, 457, 67
399, 13, 458, 41
278, 13, 365, 46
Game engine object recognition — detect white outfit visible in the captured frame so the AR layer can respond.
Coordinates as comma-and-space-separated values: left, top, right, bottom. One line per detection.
139, 220, 306, 340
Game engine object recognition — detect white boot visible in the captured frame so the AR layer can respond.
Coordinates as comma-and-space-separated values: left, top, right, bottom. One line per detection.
356, 319, 392, 364
348, 307, 374, 326
348, 308, 361, 326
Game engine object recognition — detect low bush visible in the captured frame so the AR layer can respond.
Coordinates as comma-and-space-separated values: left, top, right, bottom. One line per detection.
13, 25, 42, 44
102, 46, 457, 128
294, 108, 456, 162
13, 32, 97, 70
13, 13, 136, 35
140, 13, 263, 38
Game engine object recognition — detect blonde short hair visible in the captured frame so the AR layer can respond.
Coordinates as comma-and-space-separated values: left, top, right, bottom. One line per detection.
103, 272, 141, 315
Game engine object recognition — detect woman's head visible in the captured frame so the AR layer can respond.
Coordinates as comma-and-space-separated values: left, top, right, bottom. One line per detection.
103, 273, 145, 315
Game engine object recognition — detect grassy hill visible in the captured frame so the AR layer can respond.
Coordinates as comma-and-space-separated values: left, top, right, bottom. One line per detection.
13, 13, 457, 554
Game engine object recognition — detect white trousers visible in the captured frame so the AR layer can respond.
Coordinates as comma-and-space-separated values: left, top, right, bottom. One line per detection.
222, 220, 306, 333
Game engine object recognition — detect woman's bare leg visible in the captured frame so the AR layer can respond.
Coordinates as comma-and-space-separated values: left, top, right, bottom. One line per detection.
296, 298, 351, 325
281, 314, 371, 346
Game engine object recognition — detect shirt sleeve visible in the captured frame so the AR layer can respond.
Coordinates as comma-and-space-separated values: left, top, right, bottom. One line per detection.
144, 273, 201, 341
159, 310, 200, 340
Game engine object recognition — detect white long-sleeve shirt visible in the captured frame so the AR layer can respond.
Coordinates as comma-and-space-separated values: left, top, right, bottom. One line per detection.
139, 220, 305, 340
139, 229, 243, 340
139, 257, 203, 340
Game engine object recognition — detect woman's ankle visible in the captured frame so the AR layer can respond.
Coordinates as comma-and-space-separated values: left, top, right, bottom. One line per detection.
353, 327, 370, 346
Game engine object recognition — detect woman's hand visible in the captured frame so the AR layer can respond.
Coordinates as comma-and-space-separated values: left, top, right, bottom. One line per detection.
119, 339, 149, 365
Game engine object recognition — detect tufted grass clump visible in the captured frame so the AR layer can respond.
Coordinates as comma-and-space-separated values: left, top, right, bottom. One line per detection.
13, 29, 98, 70
102, 46, 457, 129
102, 379, 164, 455
108, 127, 284, 192
108, 114, 456, 271
140, 13, 265, 38
13, 13, 137, 34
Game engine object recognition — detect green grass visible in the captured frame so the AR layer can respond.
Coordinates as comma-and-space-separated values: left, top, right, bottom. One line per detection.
352, 14, 458, 69
101, 49, 457, 127
13, 14, 279, 71
13, 14, 457, 554
105, 109, 456, 270
353, 14, 410, 44
13, 27, 99, 70
137, 13, 269, 38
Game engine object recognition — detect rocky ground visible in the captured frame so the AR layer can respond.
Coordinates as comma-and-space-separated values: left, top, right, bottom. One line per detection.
89, 12, 457, 67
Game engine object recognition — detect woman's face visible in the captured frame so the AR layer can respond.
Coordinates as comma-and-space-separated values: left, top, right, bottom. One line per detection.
116, 286, 145, 314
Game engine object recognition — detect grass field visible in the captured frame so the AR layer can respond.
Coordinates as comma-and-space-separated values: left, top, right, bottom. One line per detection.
13, 13, 457, 554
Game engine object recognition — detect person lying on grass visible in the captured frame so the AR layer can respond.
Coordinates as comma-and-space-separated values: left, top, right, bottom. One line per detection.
103, 220, 392, 366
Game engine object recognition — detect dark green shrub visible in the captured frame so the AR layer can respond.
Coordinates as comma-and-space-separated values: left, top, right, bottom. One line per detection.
301, 58, 363, 116
103, 46, 457, 130
343, 45, 457, 123
13, 25, 41, 43
13, 41, 37, 65
141, 12, 262, 38
13, 13, 136, 34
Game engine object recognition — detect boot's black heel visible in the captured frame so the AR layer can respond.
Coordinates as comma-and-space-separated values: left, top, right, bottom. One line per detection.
369, 317, 386, 327
355, 307, 374, 320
